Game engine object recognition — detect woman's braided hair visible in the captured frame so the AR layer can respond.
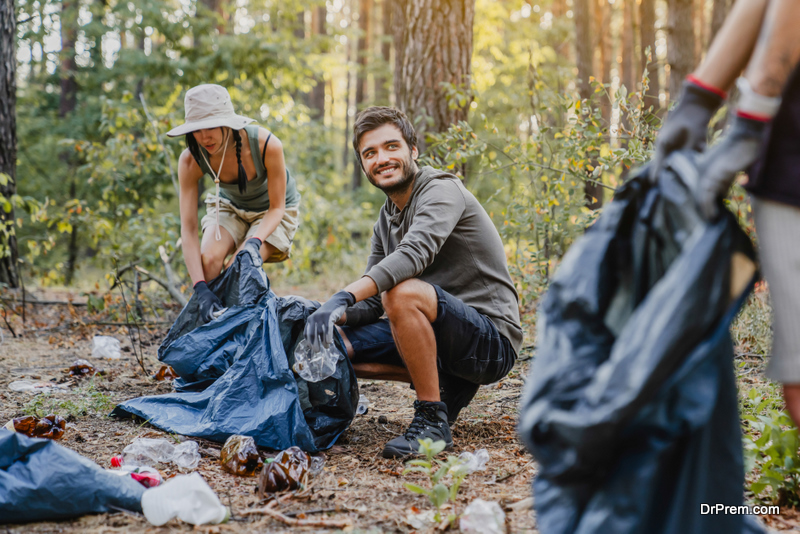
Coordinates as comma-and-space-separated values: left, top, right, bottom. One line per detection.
184, 128, 248, 193
232, 129, 248, 194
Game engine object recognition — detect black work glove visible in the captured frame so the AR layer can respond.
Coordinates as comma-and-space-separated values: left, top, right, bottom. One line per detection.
693, 114, 768, 220
194, 281, 224, 323
304, 290, 356, 352
650, 80, 724, 182
243, 237, 263, 263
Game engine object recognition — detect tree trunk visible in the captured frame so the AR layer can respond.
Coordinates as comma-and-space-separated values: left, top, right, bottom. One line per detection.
0, 0, 18, 288
393, 0, 475, 154
60, 0, 80, 285
309, 6, 326, 119
694, 0, 706, 63
574, 0, 593, 101
639, 0, 661, 113
199, 0, 226, 33
709, 0, 729, 43
593, 0, 611, 121
353, 0, 371, 189
667, 0, 695, 104
621, 0, 635, 94
374, 0, 392, 104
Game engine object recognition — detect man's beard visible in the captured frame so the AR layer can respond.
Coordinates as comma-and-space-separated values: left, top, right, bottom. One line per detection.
366, 156, 418, 195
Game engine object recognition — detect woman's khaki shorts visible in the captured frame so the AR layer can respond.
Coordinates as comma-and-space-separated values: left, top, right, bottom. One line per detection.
201, 195, 299, 263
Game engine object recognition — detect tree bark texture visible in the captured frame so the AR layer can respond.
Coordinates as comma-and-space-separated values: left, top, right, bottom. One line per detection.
393, 0, 475, 153
309, 6, 326, 118
0, 0, 19, 288
593, 0, 611, 120
573, 0, 593, 101
639, 0, 661, 112
667, 0, 695, 103
59, 0, 77, 118
199, 0, 227, 33
621, 0, 635, 94
353, 0, 371, 189
694, 0, 706, 63
374, 0, 392, 104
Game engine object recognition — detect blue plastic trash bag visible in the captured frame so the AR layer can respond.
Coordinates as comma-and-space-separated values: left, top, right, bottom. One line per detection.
518, 153, 764, 534
112, 247, 358, 452
0, 429, 144, 523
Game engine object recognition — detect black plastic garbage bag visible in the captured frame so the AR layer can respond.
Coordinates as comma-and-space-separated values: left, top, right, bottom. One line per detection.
0, 429, 144, 523
112, 247, 358, 452
518, 153, 764, 534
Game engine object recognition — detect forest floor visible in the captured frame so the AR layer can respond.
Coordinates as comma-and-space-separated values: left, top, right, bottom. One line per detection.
0, 285, 537, 533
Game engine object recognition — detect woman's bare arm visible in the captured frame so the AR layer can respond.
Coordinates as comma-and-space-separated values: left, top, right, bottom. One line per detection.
177, 149, 206, 285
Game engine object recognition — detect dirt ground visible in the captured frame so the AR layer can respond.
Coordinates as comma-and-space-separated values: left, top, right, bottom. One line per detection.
0, 288, 538, 533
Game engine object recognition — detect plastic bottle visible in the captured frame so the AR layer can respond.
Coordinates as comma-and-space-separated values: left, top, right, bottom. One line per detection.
356, 394, 369, 415
220, 435, 262, 477
141, 473, 229, 526
153, 365, 179, 381
258, 446, 309, 496
92, 336, 121, 359
292, 339, 337, 382
459, 499, 506, 534
122, 438, 200, 469
5, 414, 66, 440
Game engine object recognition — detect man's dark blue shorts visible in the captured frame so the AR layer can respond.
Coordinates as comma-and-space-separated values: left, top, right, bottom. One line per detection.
339, 284, 516, 385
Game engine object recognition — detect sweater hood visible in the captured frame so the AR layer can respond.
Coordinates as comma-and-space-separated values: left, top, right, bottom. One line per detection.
385, 166, 459, 224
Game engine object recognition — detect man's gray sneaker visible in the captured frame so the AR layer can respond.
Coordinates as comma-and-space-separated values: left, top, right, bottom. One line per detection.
381, 400, 453, 459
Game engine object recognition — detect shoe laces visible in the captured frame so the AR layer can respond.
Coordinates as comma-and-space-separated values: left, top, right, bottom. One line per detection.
403, 402, 441, 439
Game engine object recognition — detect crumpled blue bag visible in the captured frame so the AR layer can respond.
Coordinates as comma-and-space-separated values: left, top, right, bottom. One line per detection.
518, 154, 764, 534
0, 429, 144, 523
112, 247, 358, 452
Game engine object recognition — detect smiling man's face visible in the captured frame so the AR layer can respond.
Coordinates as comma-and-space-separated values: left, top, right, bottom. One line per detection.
358, 123, 419, 195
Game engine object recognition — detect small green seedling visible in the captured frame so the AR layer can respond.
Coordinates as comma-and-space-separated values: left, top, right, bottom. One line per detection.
403, 438, 471, 525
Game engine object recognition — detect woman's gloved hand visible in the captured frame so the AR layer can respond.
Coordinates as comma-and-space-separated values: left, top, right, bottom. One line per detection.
194, 281, 224, 323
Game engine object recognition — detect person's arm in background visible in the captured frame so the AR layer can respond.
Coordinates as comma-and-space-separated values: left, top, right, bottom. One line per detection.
693, 0, 800, 219
178, 149, 224, 322
651, 0, 769, 177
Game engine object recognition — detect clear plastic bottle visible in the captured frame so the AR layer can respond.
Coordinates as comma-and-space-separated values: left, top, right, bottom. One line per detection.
293, 339, 338, 382
356, 394, 369, 415
122, 438, 200, 470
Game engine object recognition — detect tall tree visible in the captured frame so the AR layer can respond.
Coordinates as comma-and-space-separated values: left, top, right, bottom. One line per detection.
0, 0, 18, 288
694, 0, 706, 63
667, 0, 695, 103
309, 6, 327, 118
593, 0, 611, 121
393, 0, 475, 153
639, 0, 661, 113
60, 0, 80, 285
574, 0, 593, 101
199, 0, 226, 33
374, 0, 392, 104
621, 0, 635, 95
353, 0, 371, 189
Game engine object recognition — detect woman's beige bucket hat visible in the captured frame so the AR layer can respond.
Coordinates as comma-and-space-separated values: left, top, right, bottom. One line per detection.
166, 84, 255, 137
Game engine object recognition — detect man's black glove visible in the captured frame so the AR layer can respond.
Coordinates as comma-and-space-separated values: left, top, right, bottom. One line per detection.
650, 79, 725, 182
693, 114, 768, 220
304, 290, 356, 352
194, 281, 224, 323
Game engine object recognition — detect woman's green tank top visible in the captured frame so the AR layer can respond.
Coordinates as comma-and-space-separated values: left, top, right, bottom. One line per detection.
197, 125, 300, 211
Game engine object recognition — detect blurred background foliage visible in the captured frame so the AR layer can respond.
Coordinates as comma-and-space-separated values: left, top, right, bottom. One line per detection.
7, 0, 730, 306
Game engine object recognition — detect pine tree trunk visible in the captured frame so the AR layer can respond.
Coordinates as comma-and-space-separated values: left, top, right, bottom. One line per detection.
621, 0, 635, 94
0, 0, 18, 288
309, 6, 326, 119
694, 0, 706, 63
199, 0, 226, 33
593, 0, 611, 121
374, 0, 392, 104
353, 0, 371, 189
639, 0, 661, 113
667, 0, 695, 104
60, 0, 80, 285
574, 0, 593, 101
393, 0, 475, 154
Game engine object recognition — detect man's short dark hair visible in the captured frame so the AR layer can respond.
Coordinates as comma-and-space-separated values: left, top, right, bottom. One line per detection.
352, 107, 417, 165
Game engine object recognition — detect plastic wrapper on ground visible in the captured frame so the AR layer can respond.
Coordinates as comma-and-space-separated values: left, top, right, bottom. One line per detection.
518, 154, 765, 534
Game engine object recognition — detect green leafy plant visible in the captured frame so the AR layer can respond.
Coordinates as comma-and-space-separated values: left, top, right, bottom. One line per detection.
403, 439, 471, 525
743, 408, 800, 507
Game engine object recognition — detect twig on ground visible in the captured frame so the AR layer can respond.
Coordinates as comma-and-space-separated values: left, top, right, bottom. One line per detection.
1, 305, 16, 338
283, 507, 341, 518
113, 261, 148, 376
243, 504, 352, 528
496, 460, 535, 483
